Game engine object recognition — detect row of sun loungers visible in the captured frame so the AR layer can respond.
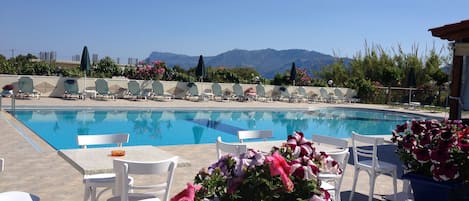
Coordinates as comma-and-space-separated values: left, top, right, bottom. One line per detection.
10, 76, 359, 103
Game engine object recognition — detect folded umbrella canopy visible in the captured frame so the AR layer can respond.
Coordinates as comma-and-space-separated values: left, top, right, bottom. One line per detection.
80, 46, 91, 91
195, 55, 206, 82
290, 62, 297, 86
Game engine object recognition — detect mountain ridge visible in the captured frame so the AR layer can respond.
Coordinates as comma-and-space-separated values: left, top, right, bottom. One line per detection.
145, 48, 347, 78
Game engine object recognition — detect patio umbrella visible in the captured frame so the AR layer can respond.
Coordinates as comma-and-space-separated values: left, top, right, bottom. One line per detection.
290, 62, 297, 86
195, 55, 206, 82
80, 46, 91, 91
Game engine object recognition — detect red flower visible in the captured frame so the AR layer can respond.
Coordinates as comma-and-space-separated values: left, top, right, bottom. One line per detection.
412, 147, 430, 163
265, 151, 293, 192
290, 156, 319, 180
395, 122, 408, 133
287, 131, 315, 157
401, 135, 416, 151
431, 163, 460, 181
170, 183, 201, 201
430, 148, 450, 163
459, 138, 469, 152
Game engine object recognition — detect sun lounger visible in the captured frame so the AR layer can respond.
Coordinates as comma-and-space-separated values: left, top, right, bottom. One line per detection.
277, 86, 293, 102
63, 79, 81, 99
95, 79, 115, 100
334, 88, 348, 103
293, 86, 309, 103
319, 87, 338, 103
255, 84, 272, 102
150, 80, 173, 101
211, 83, 226, 102
232, 83, 246, 101
185, 83, 200, 102
17, 76, 40, 99
127, 80, 147, 100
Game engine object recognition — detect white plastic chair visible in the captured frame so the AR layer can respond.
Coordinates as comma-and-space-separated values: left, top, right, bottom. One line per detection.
77, 134, 130, 201
312, 135, 349, 201
312, 134, 348, 149
107, 156, 179, 201
216, 136, 248, 159
0, 159, 41, 201
0, 191, 41, 201
237, 130, 273, 143
349, 132, 397, 201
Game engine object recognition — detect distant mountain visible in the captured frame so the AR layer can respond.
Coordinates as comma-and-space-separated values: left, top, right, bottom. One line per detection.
145, 49, 348, 78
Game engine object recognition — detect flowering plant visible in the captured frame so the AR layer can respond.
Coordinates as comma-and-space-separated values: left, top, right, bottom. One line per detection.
132, 60, 167, 80
391, 119, 469, 182
171, 131, 342, 201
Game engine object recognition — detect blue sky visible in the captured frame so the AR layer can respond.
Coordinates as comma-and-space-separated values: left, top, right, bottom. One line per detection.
1, 0, 468, 62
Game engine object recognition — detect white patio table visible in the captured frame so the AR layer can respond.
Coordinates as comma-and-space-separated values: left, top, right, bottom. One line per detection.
58, 145, 190, 175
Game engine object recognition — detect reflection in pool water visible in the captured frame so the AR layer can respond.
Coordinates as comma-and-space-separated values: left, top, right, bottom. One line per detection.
13, 108, 430, 150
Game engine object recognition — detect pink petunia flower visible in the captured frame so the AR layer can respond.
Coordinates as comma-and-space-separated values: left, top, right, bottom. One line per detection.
265, 151, 293, 192
170, 183, 201, 201
290, 156, 319, 180
286, 131, 315, 157
412, 147, 431, 163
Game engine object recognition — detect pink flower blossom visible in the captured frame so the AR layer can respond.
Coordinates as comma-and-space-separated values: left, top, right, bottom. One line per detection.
265, 151, 293, 192
170, 183, 201, 201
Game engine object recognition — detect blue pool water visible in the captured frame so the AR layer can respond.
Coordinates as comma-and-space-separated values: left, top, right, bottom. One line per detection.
13, 108, 429, 150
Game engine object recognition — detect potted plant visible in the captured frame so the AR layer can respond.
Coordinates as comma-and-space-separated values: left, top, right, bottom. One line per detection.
1, 84, 14, 97
391, 119, 469, 201
171, 131, 342, 201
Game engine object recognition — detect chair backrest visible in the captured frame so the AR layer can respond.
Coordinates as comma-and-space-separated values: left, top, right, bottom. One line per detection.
18, 77, 34, 93
113, 156, 178, 201
216, 136, 248, 159
233, 83, 244, 96
298, 87, 307, 96
311, 134, 348, 149
351, 131, 382, 168
128, 80, 141, 96
319, 88, 330, 98
64, 79, 79, 94
127, 80, 142, 96
95, 79, 109, 94
77, 133, 129, 149
237, 130, 273, 143
211, 83, 222, 96
280, 87, 290, 97
256, 84, 266, 97
334, 88, 345, 98
188, 84, 199, 96
152, 80, 165, 96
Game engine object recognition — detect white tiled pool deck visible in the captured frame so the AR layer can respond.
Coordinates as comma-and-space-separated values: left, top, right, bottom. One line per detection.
0, 97, 447, 201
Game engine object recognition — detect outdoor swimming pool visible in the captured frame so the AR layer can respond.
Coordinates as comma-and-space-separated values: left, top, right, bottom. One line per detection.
13, 108, 430, 150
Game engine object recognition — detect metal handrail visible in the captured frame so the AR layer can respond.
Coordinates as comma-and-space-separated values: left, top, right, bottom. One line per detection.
11, 94, 15, 114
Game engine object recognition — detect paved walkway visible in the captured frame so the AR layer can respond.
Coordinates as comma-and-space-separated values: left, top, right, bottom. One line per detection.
0, 97, 446, 201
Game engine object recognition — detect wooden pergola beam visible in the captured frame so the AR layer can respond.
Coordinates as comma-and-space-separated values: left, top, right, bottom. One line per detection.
429, 19, 469, 120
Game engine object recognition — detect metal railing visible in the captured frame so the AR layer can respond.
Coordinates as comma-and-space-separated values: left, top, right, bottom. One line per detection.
0, 94, 16, 114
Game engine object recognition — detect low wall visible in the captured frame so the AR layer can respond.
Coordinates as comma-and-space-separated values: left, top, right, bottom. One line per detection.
0, 74, 357, 99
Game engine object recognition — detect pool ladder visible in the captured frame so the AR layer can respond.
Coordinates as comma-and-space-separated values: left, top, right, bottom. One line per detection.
0, 94, 16, 114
